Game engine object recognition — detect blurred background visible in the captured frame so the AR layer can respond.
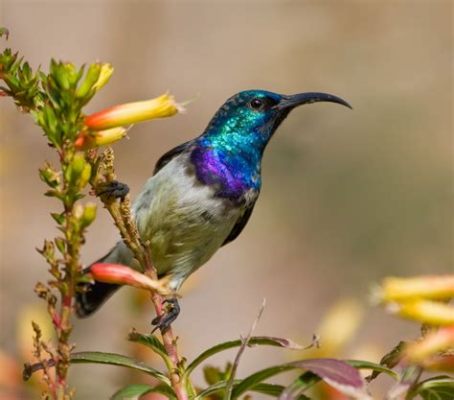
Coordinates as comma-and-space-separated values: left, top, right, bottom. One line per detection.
0, 0, 452, 398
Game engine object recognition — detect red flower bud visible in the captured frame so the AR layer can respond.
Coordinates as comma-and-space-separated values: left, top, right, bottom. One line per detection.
90, 263, 171, 296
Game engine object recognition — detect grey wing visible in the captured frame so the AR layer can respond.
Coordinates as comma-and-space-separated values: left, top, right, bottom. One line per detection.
222, 203, 255, 246
153, 140, 193, 174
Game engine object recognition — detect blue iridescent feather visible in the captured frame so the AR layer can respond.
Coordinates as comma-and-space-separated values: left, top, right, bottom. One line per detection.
190, 90, 286, 202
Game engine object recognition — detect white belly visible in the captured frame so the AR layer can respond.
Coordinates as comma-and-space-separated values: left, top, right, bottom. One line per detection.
132, 155, 243, 289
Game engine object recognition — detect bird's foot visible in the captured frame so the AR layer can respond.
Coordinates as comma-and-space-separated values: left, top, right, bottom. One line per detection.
151, 298, 180, 334
96, 180, 129, 201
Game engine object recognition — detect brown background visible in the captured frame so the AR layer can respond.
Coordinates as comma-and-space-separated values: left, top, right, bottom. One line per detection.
0, 1, 452, 398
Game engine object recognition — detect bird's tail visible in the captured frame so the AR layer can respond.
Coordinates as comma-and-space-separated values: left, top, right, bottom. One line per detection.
75, 243, 132, 318
75, 278, 120, 318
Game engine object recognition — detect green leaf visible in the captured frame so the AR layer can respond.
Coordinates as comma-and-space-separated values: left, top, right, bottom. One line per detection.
195, 380, 289, 399
186, 336, 302, 377
280, 371, 321, 399
110, 383, 176, 400
0, 27, 9, 39
231, 359, 370, 399
50, 212, 65, 225
128, 329, 170, 366
203, 364, 229, 385
70, 351, 170, 385
414, 376, 454, 400
231, 363, 297, 398
366, 341, 406, 382
346, 359, 399, 381
253, 383, 288, 397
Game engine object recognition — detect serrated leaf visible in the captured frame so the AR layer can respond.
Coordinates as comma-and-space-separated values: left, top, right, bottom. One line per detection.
110, 383, 176, 400
186, 336, 303, 376
70, 351, 170, 385
414, 376, 454, 400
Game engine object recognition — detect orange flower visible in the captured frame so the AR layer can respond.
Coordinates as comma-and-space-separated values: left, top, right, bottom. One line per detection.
85, 93, 184, 131
405, 326, 454, 363
89, 263, 172, 296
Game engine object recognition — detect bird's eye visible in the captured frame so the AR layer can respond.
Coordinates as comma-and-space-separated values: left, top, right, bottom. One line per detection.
249, 98, 263, 110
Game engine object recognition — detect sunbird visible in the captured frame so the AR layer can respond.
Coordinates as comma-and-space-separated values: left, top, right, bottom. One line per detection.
76, 90, 351, 330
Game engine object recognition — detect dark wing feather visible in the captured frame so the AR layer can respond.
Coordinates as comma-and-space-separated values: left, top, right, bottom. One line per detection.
222, 203, 255, 246
153, 140, 193, 174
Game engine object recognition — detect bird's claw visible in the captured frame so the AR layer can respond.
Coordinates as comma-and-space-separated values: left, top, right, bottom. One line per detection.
96, 180, 129, 201
151, 298, 180, 334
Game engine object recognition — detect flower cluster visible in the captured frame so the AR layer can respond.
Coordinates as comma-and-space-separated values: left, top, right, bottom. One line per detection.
376, 275, 454, 371
76, 91, 184, 149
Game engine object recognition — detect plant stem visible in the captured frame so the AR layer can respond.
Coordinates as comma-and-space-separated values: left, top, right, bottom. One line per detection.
53, 174, 81, 398
149, 280, 188, 400
97, 175, 188, 400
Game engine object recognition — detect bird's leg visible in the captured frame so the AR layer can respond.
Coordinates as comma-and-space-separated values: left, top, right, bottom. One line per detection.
151, 298, 180, 334
96, 180, 130, 201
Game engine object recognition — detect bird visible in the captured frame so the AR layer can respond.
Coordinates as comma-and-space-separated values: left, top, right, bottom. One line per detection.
76, 89, 351, 330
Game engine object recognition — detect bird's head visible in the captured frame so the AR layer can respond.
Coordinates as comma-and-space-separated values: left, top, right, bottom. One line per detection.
192, 90, 350, 199
202, 89, 351, 153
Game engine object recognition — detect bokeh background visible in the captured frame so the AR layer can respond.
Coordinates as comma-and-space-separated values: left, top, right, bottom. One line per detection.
0, 0, 452, 398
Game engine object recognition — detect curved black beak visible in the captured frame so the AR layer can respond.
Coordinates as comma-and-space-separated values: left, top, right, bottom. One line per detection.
277, 92, 352, 110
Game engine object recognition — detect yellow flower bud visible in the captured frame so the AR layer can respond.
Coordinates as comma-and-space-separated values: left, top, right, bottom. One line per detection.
65, 153, 91, 189
92, 63, 113, 92
85, 93, 184, 130
93, 127, 127, 147
376, 275, 454, 303
389, 300, 454, 326
75, 127, 127, 149
81, 202, 97, 228
73, 204, 84, 219
65, 152, 85, 182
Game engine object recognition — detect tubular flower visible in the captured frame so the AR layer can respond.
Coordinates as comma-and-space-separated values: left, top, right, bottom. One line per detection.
421, 355, 454, 372
377, 275, 454, 302
75, 127, 127, 149
404, 326, 454, 364
388, 299, 454, 326
85, 93, 184, 130
89, 263, 172, 296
